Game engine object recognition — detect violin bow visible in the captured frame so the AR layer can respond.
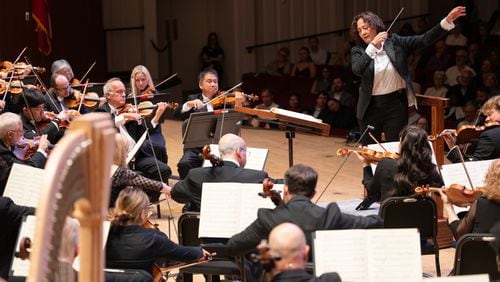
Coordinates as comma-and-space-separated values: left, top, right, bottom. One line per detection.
153, 73, 178, 90
76, 79, 91, 113
3, 47, 27, 102
450, 145, 475, 189
386, 8, 405, 33
24, 56, 61, 114
78, 61, 96, 83
368, 132, 387, 152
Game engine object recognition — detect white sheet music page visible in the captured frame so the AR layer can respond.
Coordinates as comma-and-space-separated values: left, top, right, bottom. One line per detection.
11, 215, 36, 277
202, 144, 269, 171
440, 159, 493, 188
270, 107, 323, 123
3, 163, 45, 207
423, 274, 489, 281
199, 183, 278, 238
314, 229, 421, 282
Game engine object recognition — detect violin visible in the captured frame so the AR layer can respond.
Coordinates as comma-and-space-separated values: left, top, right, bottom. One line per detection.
201, 145, 223, 167
414, 184, 486, 207
14, 136, 53, 160
208, 91, 259, 108
0, 61, 45, 75
64, 90, 103, 109
336, 147, 399, 163
116, 101, 179, 119
455, 122, 500, 145
250, 239, 281, 276
258, 178, 283, 206
141, 219, 167, 282
40, 110, 80, 129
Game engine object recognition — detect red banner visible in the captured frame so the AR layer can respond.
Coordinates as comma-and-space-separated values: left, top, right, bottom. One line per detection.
32, 0, 52, 56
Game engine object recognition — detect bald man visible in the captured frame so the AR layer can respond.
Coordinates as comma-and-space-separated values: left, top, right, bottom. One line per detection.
263, 222, 341, 282
169, 133, 268, 212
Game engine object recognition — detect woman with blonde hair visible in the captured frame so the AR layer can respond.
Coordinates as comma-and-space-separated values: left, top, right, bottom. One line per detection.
109, 134, 170, 207
441, 159, 500, 240
130, 65, 156, 97
106, 187, 209, 275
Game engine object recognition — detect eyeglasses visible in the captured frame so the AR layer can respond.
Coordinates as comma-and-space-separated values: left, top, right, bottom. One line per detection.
111, 89, 126, 94
55, 85, 70, 91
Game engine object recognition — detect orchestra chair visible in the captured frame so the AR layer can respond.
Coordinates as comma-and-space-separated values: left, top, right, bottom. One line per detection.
379, 196, 441, 276
453, 233, 500, 280
177, 212, 246, 282
104, 268, 153, 282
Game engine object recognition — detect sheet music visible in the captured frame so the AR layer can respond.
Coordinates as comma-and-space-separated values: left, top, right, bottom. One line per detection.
314, 229, 421, 282
423, 274, 489, 281
10, 215, 36, 278
367, 141, 437, 173
199, 183, 279, 238
270, 107, 323, 123
202, 144, 269, 171
3, 163, 45, 207
440, 159, 493, 188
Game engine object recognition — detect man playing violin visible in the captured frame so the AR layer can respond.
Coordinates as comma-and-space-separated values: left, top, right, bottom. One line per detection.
20, 88, 68, 144
45, 73, 89, 114
96, 78, 172, 202
167, 133, 268, 212
442, 95, 500, 162
176, 69, 244, 179
0, 112, 48, 195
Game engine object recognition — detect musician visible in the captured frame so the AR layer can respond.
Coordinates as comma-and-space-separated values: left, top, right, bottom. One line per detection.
176, 69, 243, 179
355, 126, 444, 210
168, 133, 268, 212
96, 78, 172, 202
110, 134, 171, 207
225, 164, 382, 257
0, 112, 48, 195
106, 187, 210, 276
440, 160, 500, 240
442, 95, 500, 162
351, 6, 466, 144
20, 88, 67, 144
260, 222, 341, 282
130, 65, 168, 164
51, 59, 76, 84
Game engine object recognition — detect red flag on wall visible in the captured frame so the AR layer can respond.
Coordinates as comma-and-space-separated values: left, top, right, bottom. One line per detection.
32, 0, 52, 56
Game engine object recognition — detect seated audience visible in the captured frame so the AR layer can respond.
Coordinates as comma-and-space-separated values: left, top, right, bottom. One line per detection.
325, 98, 357, 130
285, 93, 302, 113
446, 49, 476, 87
328, 76, 353, 108
291, 47, 317, 78
311, 66, 332, 95
307, 36, 328, 66
424, 70, 448, 98
250, 88, 280, 128
265, 47, 293, 76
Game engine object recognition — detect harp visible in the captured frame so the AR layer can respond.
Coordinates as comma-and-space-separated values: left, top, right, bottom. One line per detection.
27, 113, 116, 282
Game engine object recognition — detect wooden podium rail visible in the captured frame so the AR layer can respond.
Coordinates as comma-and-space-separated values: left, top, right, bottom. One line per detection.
416, 94, 449, 167
234, 106, 331, 136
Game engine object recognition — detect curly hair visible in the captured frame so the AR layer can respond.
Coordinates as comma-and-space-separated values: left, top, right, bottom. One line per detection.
392, 126, 438, 196
351, 11, 386, 45
482, 160, 500, 203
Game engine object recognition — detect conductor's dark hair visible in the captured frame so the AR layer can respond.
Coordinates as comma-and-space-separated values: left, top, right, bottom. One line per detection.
351, 11, 386, 44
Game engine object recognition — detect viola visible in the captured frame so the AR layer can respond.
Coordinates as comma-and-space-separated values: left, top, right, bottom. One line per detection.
414, 184, 486, 207
14, 136, 53, 160
116, 101, 179, 119
208, 91, 259, 108
258, 178, 283, 206
201, 145, 223, 167
336, 147, 399, 163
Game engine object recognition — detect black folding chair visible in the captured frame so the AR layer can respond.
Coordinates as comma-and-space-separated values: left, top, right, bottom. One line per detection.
379, 196, 441, 276
177, 212, 246, 282
453, 233, 500, 280
104, 268, 153, 282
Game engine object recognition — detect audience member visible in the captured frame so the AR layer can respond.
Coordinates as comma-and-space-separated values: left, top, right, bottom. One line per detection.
483, 73, 500, 96
475, 87, 492, 108
328, 76, 353, 108
285, 93, 302, 113
447, 68, 476, 106
200, 32, 224, 86
303, 92, 329, 121
250, 88, 280, 128
291, 47, 317, 78
265, 47, 293, 76
414, 116, 429, 133
446, 49, 476, 86
311, 66, 332, 95
325, 98, 357, 130
445, 24, 468, 47
424, 71, 448, 98
307, 36, 328, 66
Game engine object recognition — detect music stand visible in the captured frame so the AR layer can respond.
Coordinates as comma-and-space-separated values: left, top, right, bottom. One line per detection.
182, 111, 243, 149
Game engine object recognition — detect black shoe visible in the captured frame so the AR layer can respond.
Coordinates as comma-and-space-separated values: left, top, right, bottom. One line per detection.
355, 197, 375, 210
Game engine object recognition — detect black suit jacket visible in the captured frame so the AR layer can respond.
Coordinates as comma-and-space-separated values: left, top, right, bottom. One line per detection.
171, 161, 268, 212
225, 196, 383, 257
21, 114, 63, 145
448, 126, 500, 162
272, 269, 341, 282
351, 23, 448, 120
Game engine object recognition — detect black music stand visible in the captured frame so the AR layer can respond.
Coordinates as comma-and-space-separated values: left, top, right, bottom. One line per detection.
182, 111, 243, 149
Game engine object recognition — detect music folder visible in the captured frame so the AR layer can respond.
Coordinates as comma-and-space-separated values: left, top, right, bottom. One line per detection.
182, 110, 243, 149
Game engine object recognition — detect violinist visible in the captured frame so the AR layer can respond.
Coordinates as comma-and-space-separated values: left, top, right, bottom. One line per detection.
258, 222, 341, 282
0, 112, 48, 195
96, 78, 172, 202
45, 73, 88, 114
442, 95, 500, 162
354, 126, 444, 210
176, 69, 243, 179
169, 133, 268, 212
20, 88, 67, 144
439, 160, 500, 240
106, 187, 210, 277
130, 65, 168, 164
225, 164, 382, 260
51, 59, 77, 84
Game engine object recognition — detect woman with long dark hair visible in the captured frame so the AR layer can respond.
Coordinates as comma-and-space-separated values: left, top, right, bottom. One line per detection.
355, 125, 444, 210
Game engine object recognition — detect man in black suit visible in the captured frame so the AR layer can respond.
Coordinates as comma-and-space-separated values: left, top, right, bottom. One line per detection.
96, 78, 172, 202
225, 164, 383, 257
443, 95, 500, 162
176, 69, 244, 179
261, 222, 341, 282
168, 133, 268, 212
351, 6, 466, 144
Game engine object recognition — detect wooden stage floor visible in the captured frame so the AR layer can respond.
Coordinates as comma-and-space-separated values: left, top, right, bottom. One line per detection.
154, 119, 455, 278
